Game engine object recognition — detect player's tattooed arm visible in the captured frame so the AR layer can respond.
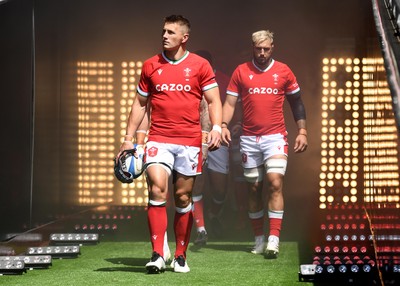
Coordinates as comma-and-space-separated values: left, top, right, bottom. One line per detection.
200, 96, 212, 132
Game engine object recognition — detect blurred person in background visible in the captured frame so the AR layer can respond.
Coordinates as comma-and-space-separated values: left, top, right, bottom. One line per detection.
191, 50, 231, 245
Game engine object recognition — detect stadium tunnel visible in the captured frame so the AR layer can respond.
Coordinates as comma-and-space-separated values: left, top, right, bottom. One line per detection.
0, 0, 399, 284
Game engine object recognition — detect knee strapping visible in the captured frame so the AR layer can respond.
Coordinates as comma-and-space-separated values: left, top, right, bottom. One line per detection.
264, 158, 287, 175
175, 202, 193, 214
149, 200, 167, 207
243, 166, 264, 183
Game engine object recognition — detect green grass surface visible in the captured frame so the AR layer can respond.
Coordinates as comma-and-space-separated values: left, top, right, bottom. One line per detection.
0, 241, 313, 286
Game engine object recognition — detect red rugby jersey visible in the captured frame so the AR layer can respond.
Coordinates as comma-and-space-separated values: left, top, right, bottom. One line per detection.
227, 59, 300, 136
138, 51, 218, 146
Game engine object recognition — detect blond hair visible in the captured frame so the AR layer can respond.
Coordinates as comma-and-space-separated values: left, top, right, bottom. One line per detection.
252, 30, 274, 45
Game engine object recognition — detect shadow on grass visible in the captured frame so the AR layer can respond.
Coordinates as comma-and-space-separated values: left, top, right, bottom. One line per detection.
94, 266, 145, 273
94, 257, 149, 273
189, 242, 251, 253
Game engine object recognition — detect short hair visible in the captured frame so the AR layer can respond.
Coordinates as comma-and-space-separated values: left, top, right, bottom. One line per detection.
252, 30, 274, 45
164, 15, 191, 34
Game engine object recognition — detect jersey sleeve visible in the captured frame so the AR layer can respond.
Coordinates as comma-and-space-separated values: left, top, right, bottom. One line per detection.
284, 66, 300, 95
137, 61, 151, 97
199, 60, 218, 92
226, 67, 241, 97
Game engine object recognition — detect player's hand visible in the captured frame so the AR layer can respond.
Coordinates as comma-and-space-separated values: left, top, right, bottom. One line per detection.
207, 129, 221, 151
115, 141, 135, 163
221, 127, 231, 147
294, 134, 308, 153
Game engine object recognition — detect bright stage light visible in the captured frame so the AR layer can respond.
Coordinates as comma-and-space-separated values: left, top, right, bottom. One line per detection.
298, 264, 317, 282
350, 265, 359, 273
299, 264, 316, 275
327, 265, 335, 273
26, 246, 80, 259
49, 233, 99, 245
338, 264, 347, 273
394, 265, 400, 273
0, 255, 52, 269
0, 260, 25, 275
362, 264, 371, 273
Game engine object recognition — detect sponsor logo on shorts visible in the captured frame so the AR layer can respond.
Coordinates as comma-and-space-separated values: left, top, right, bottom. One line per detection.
242, 153, 247, 163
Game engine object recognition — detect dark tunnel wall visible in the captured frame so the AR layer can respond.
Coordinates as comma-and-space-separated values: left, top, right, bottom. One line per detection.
0, 0, 34, 237
0, 0, 377, 239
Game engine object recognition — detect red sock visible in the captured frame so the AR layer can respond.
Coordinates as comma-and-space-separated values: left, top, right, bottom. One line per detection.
147, 204, 167, 257
268, 210, 284, 237
193, 196, 205, 229
174, 204, 193, 258
249, 210, 264, 237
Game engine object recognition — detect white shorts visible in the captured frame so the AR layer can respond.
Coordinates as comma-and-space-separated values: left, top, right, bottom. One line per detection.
207, 145, 229, 174
145, 141, 201, 176
240, 134, 288, 169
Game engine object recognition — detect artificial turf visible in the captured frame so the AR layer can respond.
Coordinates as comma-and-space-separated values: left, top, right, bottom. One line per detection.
0, 240, 314, 286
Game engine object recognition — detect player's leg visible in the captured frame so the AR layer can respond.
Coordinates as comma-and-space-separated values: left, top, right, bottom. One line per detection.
192, 172, 208, 245
229, 138, 248, 230
144, 161, 171, 263
264, 156, 287, 259
240, 135, 266, 254
144, 163, 171, 273
170, 144, 201, 273
207, 146, 229, 237
207, 170, 228, 237
232, 172, 248, 230
172, 172, 195, 273
143, 141, 174, 273
244, 166, 265, 254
